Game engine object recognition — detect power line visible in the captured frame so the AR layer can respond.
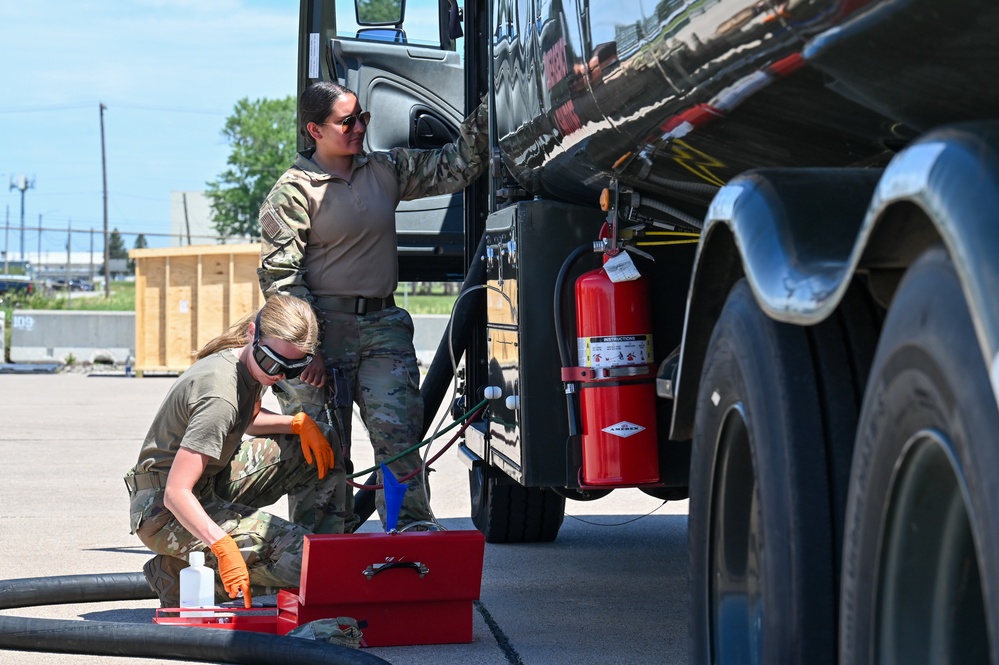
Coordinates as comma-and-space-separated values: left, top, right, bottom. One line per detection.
0, 223, 250, 253
0, 102, 227, 116
112, 103, 227, 116
1, 223, 246, 241
0, 103, 94, 115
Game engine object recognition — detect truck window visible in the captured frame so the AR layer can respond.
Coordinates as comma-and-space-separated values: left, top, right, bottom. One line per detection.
335, 0, 453, 49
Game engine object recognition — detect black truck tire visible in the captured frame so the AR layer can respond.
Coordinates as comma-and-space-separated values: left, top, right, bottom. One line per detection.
839, 247, 998, 665
689, 279, 862, 665
469, 466, 565, 543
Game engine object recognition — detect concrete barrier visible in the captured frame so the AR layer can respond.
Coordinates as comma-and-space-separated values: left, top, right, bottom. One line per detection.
8, 310, 451, 368
9, 310, 134, 364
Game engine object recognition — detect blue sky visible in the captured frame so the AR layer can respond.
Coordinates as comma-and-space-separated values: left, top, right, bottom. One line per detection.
0, 0, 299, 258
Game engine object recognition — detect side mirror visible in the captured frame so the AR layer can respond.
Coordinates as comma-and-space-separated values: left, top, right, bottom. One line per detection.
356, 0, 405, 26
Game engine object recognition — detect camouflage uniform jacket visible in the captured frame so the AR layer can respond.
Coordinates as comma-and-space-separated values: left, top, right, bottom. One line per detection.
258, 101, 489, 303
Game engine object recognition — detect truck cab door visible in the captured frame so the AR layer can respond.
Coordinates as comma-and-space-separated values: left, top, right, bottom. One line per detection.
299, 0, 466, 282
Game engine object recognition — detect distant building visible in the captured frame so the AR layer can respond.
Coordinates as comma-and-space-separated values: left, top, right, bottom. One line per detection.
169, 191, 220, 246
22, 252, 106, 284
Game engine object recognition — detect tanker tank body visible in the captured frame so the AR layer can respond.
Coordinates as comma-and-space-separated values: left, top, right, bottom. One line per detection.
478, 0, 999, 663
489, 0, 899, 218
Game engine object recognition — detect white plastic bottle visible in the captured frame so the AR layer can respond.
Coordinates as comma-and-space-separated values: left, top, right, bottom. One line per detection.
179, 550, 215, 617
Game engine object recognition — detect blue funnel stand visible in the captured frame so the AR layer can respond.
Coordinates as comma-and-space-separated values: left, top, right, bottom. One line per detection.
381, 464, 407, 532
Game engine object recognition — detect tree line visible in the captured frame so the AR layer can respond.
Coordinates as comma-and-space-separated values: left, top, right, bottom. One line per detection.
206, 96, 297, 240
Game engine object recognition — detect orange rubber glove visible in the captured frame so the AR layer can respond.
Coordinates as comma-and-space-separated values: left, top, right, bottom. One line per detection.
210, 535, 252, 608
291, 412, 334, 480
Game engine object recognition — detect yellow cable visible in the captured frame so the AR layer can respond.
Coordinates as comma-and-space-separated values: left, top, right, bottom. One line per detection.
644, 231, 701, 237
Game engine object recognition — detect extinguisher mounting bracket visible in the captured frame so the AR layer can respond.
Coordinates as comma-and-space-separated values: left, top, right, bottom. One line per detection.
562, 367, 590, 382
561, 365, 654, 382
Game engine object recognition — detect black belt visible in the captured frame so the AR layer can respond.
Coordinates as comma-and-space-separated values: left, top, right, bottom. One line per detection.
315, 295, 395, 315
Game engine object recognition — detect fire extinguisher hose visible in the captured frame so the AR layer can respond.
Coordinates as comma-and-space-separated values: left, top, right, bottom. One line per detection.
554, 243, 596, 368
554, 243, 599, 436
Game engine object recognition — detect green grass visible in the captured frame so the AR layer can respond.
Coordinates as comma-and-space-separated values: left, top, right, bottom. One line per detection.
1, 281, 135, 312
392, 293, 459, 315
393, 282, 460, 315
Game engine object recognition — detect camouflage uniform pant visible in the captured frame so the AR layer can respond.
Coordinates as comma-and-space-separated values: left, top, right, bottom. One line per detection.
317, 305, 431, 529
128, 431, 346, 599
268, 380, 352, 533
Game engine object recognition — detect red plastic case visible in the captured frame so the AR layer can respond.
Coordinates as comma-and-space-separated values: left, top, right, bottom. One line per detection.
276, 530, 486, 646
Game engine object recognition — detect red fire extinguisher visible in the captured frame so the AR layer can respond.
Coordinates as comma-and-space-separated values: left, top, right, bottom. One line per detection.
572, 258, 660, 486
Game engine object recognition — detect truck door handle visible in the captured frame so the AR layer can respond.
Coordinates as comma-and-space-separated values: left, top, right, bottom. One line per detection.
413, 113, 457, 149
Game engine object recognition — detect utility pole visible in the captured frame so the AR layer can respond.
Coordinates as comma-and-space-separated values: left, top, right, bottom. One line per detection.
183, 192, 192, 246
100, 102, 110, 297
66, 220, 72, 305
9, 174, 33, 262
4, 205, 9, 274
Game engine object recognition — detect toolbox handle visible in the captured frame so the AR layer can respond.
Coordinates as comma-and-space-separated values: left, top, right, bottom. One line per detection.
363, 561, 430, 580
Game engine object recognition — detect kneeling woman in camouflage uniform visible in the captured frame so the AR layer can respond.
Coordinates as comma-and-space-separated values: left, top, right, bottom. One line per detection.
125, 295, 343, 607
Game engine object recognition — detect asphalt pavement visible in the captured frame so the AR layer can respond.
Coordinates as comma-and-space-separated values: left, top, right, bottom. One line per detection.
0, 371, 689, 665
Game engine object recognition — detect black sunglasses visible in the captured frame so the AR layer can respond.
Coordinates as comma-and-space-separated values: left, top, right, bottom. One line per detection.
327, 111, 370, 134
252, 313, 313, 379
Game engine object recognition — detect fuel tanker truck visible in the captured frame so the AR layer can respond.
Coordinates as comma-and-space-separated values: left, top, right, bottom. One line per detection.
297, 0, 999, 662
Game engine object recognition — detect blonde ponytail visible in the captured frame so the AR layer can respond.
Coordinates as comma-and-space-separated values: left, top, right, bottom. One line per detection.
195, 295, 318, 360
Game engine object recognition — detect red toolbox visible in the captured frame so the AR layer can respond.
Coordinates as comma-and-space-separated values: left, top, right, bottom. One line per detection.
276, 530, 485, 647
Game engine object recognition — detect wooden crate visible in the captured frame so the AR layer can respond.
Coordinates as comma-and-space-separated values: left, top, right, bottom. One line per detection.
129, 244, 263, 374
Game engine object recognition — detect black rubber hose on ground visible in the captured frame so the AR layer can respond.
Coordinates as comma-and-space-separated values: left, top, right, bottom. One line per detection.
352, 232, 488, 527
0, 572, 391, 665
0, 572, 154, 608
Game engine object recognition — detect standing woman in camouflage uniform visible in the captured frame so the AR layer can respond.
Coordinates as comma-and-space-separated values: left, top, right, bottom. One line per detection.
258, 81, 488, 530
125, 295, 339, 607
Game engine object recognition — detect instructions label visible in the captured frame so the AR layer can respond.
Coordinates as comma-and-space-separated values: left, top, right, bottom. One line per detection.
577, 334, 652, 368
